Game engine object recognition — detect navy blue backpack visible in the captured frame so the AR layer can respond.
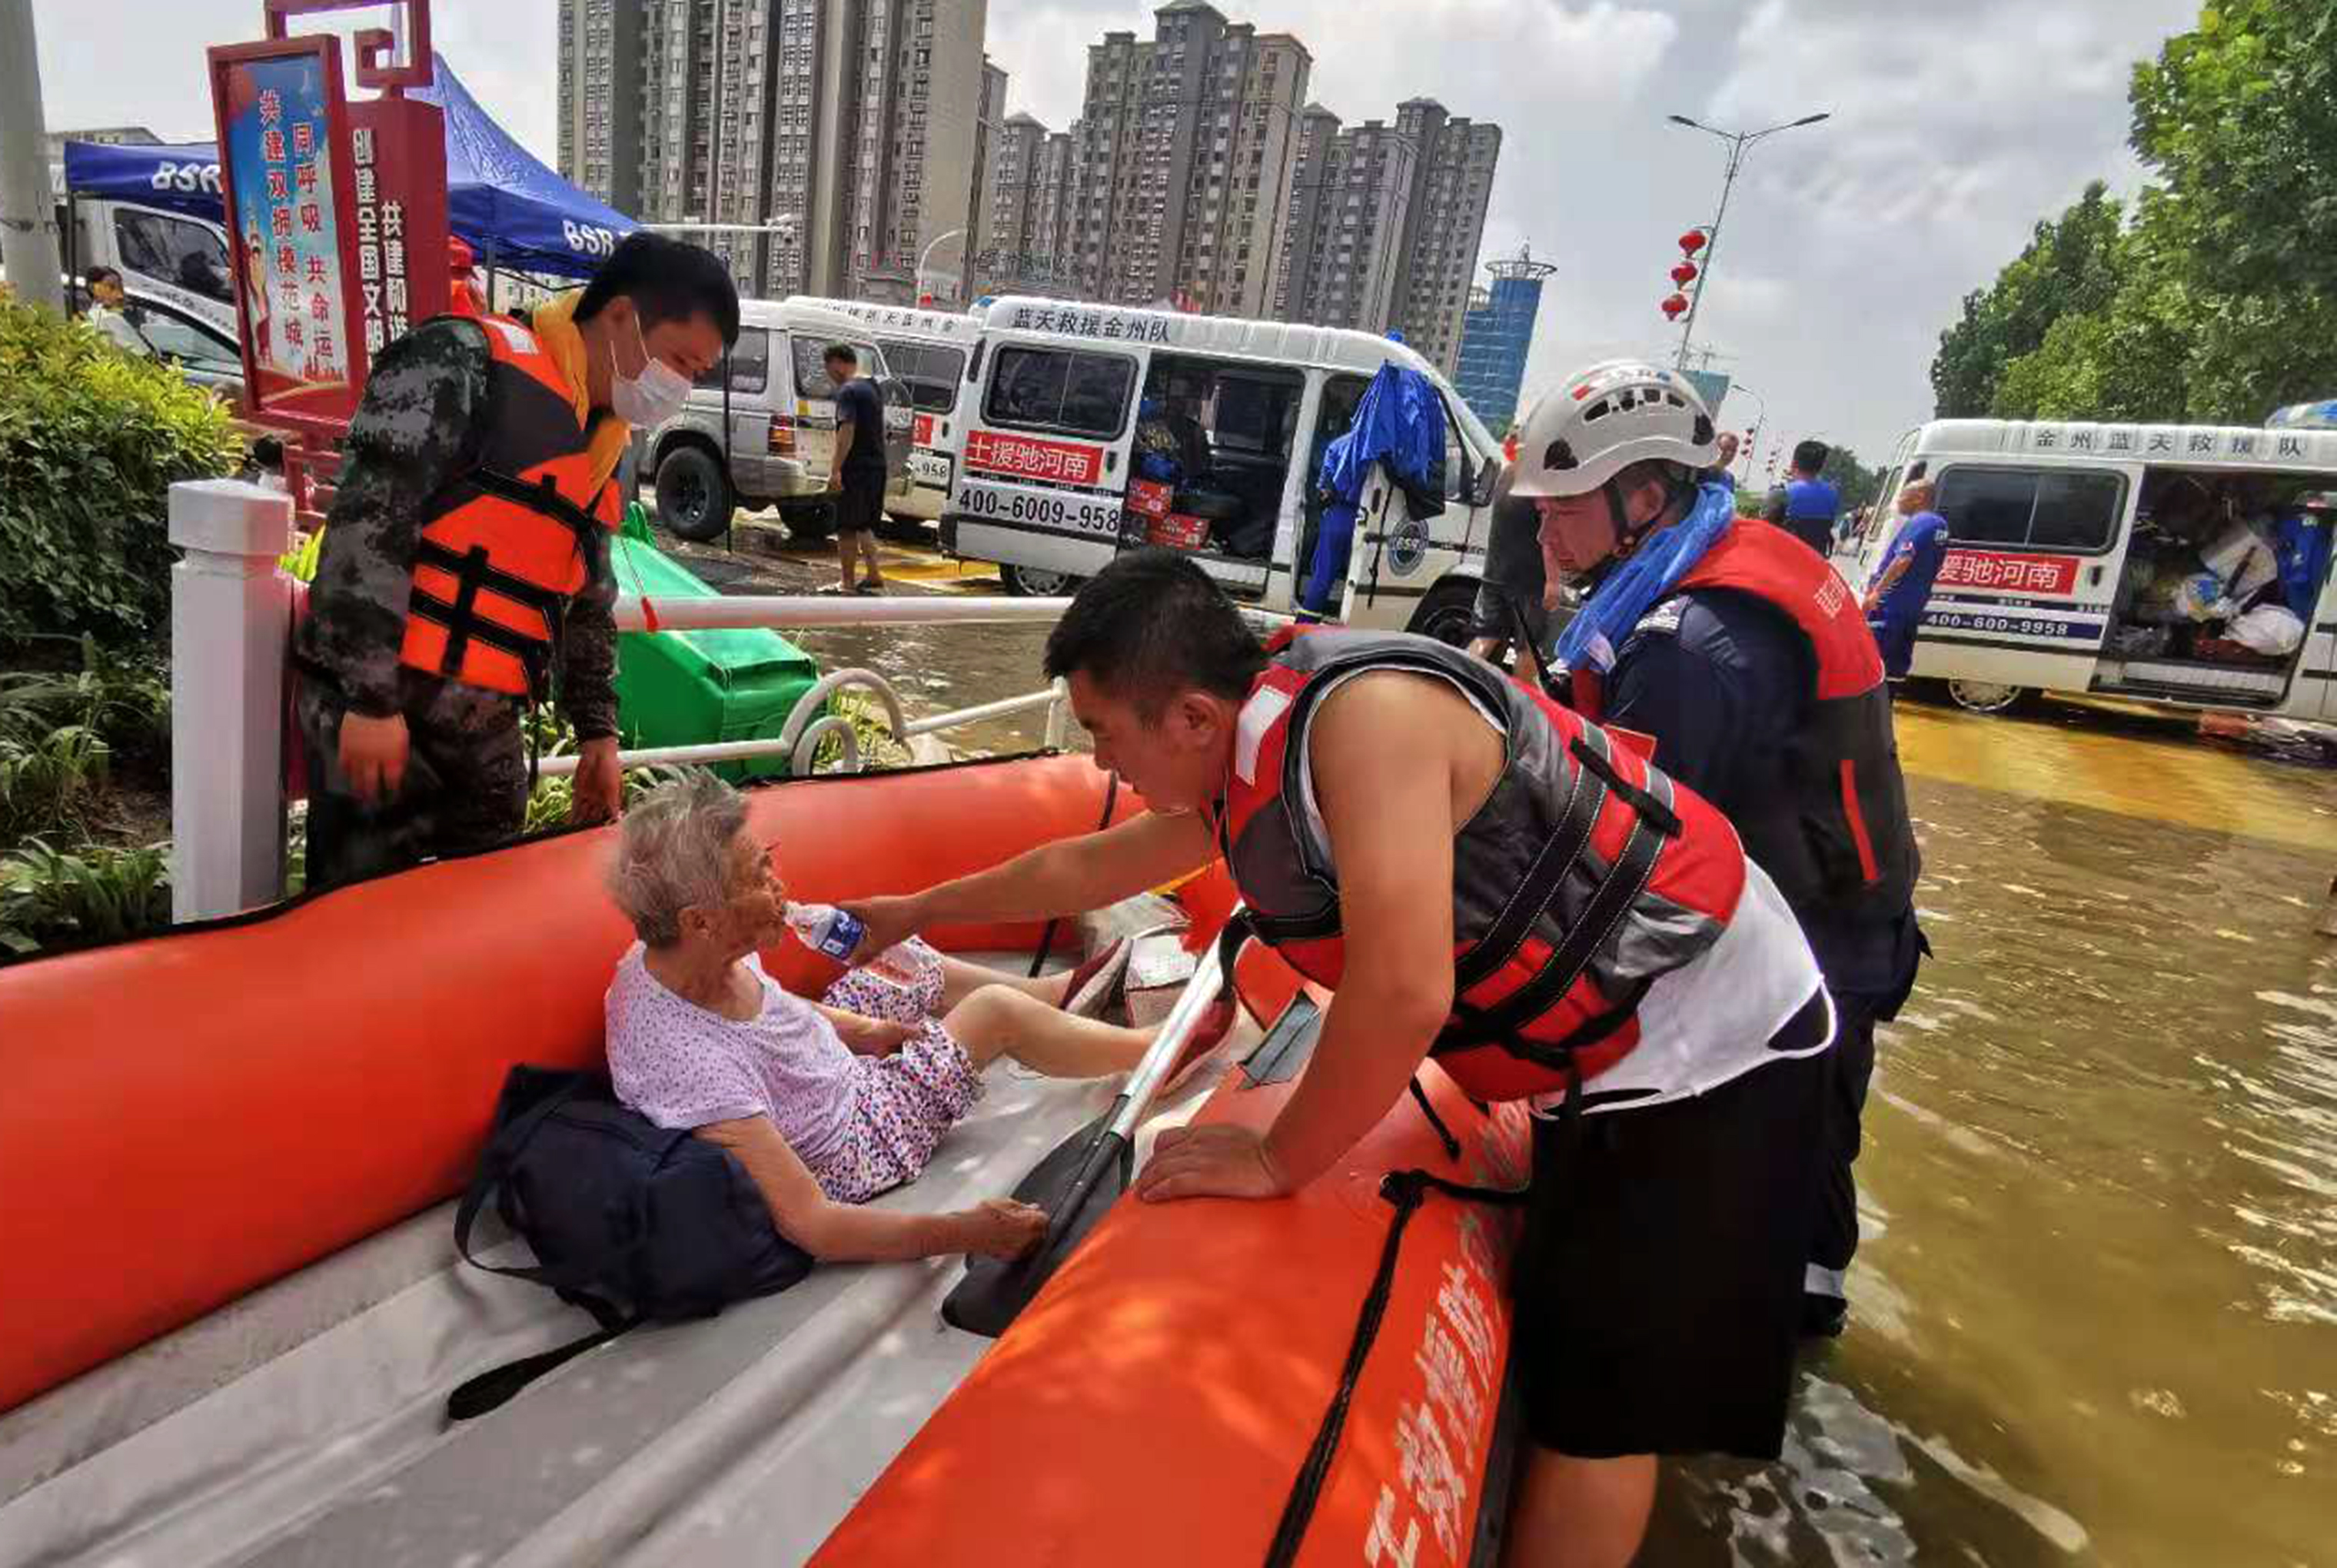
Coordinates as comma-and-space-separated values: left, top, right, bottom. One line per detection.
447, 1065, 813, 1420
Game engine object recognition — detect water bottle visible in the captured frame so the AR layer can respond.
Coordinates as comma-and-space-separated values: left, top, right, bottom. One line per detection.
786, 902, 868, 964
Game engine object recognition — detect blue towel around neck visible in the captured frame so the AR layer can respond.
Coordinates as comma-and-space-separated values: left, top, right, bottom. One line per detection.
1554, 480, 1738, 677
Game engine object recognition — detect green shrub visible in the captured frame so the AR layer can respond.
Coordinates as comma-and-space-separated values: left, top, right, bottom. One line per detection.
0, 633, 171, 774
0, 837, 170, 955
0, 726, 110, 845
0, 299, 243, 646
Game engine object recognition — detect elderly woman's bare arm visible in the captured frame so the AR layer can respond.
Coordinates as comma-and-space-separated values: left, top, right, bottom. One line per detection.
694, 1115, 1045, 1262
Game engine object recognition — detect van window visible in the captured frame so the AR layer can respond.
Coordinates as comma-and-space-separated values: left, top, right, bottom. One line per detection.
986, 346, 1135, 439
1440, 396, 1469, 502
112, 209, 232, 304
696, 325, 769, 395
1936, 466, 2124, 553
791, 336, 879, 400
125, 304, 238, 372
878, 337, 966, 414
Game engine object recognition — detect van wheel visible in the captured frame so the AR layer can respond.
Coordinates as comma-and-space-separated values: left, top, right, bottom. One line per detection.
1003, 563, 1079, 596
1946, 679, 2030, 714
655, 446, 733, 543
782, 501, 838, 542
1405, 577, 1482, 648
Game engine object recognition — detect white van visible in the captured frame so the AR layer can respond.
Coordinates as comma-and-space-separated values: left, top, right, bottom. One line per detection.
637, 297, 913, 542
66, 194, 240, 341
942, 294, 1506, 630
788, 298, 982, 530
1847, 418, 2337, 718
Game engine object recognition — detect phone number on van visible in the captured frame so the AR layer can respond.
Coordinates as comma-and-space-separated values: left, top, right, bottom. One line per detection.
959, 482, 1124, 537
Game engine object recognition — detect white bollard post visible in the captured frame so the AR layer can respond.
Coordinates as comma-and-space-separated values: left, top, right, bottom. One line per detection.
169, 480, 294, 922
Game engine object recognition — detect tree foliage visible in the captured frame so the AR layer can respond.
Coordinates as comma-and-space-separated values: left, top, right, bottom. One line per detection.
0, 299, 243, 646
1931, 184, 2126, 419
1934, 1, 2337, 426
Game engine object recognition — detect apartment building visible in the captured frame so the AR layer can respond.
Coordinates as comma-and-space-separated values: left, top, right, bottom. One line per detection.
967, 57, 1007, 274
1388, 98, 1501, 373
556, 0, 990, 304
1069, 3, 1310, 315
1269, 105, 1416, 332
557, 0, 643, 215
977, 111, 1080, 294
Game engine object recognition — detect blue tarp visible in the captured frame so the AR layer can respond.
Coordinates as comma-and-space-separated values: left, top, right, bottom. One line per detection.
1301, 361, 1446, 613
62, 55, 635, 279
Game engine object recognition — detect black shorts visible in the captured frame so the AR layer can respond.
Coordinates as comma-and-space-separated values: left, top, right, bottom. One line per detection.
834, 470, 887, 535
1514, 1008, 1830, 1461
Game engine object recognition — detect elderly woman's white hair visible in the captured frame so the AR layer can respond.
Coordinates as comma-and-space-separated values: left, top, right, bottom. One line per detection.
607, 769, 754, 946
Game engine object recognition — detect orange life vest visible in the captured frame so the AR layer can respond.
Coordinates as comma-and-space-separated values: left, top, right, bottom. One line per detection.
1571, 520, 1921, 920
398, 315, 620, 700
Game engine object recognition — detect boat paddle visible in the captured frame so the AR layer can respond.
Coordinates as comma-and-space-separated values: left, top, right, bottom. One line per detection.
942, 909, 1252, 1338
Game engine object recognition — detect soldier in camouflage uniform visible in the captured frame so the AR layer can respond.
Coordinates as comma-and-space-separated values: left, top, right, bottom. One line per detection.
296, 234, 739, 890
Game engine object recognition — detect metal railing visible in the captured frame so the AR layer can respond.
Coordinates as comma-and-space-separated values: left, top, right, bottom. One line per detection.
164, 480, 1087, 921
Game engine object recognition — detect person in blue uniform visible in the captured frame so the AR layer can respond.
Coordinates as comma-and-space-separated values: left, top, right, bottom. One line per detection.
1864, 480, 1952, 678
1764, 438, 1841, 555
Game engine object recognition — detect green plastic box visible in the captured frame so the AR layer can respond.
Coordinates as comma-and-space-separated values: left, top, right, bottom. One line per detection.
609, 513, 820, 781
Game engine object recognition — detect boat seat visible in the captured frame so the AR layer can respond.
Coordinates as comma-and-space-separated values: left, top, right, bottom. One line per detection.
0, 982, 1261, 1568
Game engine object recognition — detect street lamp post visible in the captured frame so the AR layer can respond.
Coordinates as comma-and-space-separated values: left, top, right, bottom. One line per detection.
1729, 381, 1769, 484
916, 228, 969, 305
1666, 111, 1830, 370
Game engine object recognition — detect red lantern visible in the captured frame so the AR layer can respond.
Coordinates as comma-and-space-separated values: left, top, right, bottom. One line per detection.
1679, 230, 1707, 255
1660, 293, 1690, 320
1670, 261, 1699, 287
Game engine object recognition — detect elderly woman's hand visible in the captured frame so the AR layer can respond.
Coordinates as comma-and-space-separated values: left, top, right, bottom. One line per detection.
961, 1198, 1049, 1260
825, 1008, 916, 1055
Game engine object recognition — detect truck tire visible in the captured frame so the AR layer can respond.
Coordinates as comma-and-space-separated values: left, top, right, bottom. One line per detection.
1405, 576, 1482, 648
655, 444, 733, 543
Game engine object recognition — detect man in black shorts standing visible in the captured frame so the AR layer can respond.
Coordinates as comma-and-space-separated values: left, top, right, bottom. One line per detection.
825, 344, 889, 594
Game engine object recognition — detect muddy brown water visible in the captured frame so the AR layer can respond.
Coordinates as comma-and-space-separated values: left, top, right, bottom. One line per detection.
675, 527, 2337, 1565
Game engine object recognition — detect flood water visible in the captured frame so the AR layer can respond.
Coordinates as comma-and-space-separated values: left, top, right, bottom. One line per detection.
680, 530, 2337, 1566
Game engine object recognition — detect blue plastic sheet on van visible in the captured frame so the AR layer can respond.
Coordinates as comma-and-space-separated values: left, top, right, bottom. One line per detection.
1301, 362, 1445, 613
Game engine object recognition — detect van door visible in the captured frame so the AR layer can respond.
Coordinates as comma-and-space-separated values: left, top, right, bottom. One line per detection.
1344, 390, 1484, 630
2309, 560, 2337, 721
1913, 462, 2135, 696
949, 339, 1145, 583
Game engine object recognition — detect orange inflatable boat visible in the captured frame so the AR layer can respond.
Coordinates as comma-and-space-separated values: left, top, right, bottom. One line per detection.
0, 754, 1528, 1566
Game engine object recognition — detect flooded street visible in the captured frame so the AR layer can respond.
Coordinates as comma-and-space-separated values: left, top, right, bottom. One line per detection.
676, 526, 2337, 1566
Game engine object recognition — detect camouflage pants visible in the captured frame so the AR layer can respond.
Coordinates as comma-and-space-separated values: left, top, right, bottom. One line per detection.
297, 676, 530, 892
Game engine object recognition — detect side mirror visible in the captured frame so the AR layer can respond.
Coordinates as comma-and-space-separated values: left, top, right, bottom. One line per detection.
1473, 455, 1501, 507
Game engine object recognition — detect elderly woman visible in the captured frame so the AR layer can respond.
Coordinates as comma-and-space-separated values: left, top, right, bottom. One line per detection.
603, 771, 1182, 1264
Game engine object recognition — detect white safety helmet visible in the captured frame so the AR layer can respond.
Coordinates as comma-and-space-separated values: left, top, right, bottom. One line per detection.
1509, 360, 1720, 500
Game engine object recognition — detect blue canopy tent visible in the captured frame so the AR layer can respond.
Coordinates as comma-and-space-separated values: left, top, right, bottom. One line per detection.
61, 55, 635, 281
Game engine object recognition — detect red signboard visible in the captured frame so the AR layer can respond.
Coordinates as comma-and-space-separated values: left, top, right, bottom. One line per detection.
210, 2, 450, 441
913, 412, 936, 448
964, 429, 1105, 487
208, 36, 367, 436
1936, 550, 2081, 596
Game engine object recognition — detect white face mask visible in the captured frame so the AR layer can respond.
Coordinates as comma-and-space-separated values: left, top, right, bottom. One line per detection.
610, 311, 693, 425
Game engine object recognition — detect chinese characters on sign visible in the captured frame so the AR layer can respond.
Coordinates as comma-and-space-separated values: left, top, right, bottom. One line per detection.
1937, 550, 2081, 596
351, 127, 411, 354
214, 45, 353, 415
962, 430, 1105, 487
1007, 303, 1175, 343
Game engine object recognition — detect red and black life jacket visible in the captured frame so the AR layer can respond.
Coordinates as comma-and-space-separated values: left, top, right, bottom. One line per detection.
1573, 520, 1921, 922
1212, 626, 1754, 1104
398, 315, 620, 701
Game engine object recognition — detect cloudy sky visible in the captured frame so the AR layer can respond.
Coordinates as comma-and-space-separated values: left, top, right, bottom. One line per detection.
33, 0, 2201, 467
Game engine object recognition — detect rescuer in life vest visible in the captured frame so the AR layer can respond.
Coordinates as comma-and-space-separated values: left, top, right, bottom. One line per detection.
1506, 361, 1927, 1343
843, 549, 1841, 1568
294, 233, 736, 890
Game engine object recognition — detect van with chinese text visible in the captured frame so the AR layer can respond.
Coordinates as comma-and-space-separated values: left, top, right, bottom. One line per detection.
1845, 418, 2337, 717
944, 295, 1505, 633
790, 298, 981, 531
